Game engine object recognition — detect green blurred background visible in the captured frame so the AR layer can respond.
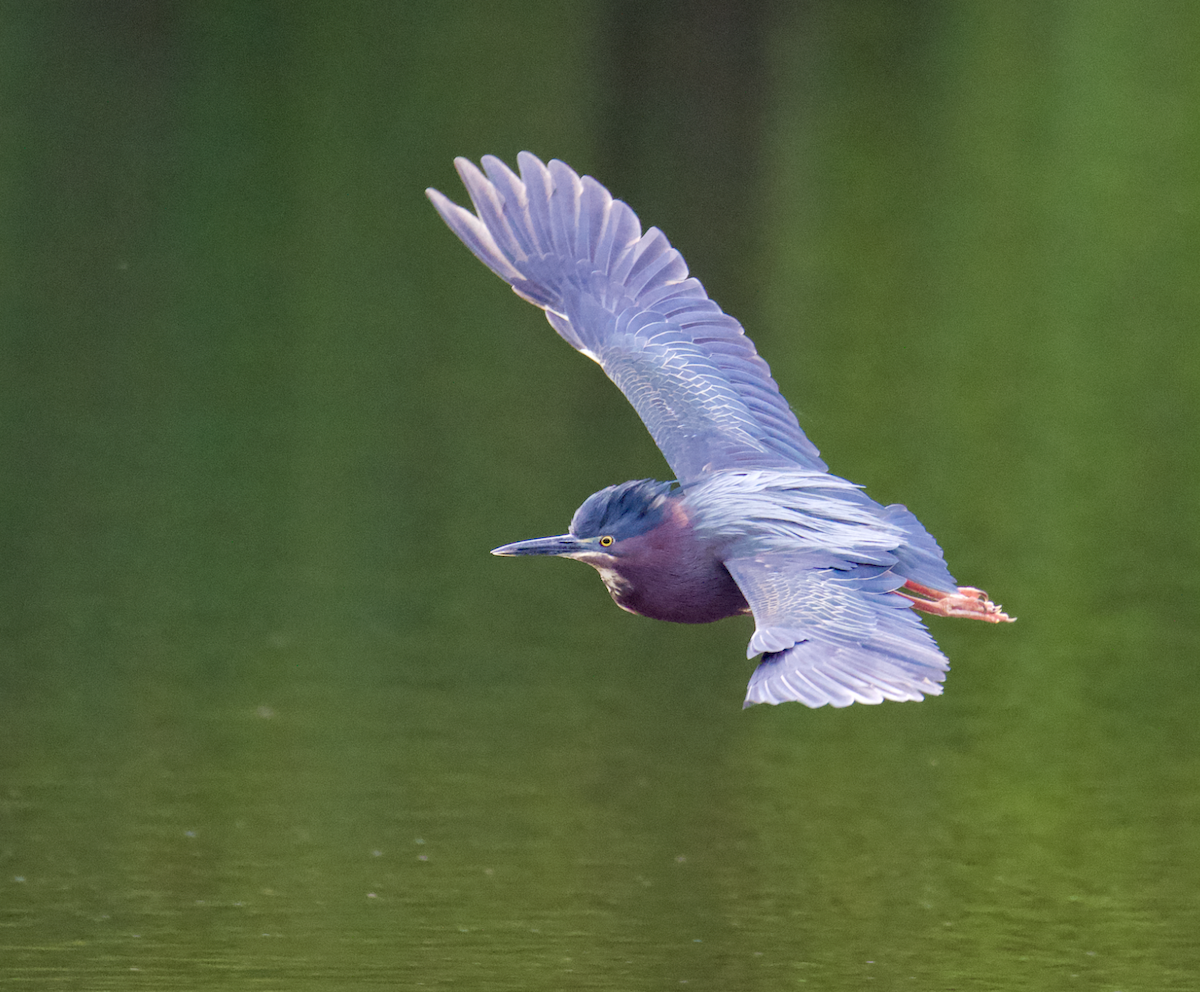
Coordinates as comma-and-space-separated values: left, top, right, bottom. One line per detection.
2, 2, 1198, 989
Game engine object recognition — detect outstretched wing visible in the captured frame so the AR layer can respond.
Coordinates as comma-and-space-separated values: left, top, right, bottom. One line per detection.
725, 554, 950, 708
426, 152, 825, 484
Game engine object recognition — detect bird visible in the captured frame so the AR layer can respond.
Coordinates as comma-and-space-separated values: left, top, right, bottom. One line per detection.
427, 152, 1012, 709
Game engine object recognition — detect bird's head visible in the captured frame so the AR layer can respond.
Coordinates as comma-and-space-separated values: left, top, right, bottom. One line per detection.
490, 479, 676, 564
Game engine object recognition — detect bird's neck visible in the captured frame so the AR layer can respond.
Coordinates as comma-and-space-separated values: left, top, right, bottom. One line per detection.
596, 503, 749, 625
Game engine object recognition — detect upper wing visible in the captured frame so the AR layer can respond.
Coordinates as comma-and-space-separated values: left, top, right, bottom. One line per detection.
426, 152, 825, 483
725, 554, 950, 708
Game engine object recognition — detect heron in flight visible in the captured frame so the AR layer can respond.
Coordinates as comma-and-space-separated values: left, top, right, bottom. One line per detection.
427, 153, 1011, 708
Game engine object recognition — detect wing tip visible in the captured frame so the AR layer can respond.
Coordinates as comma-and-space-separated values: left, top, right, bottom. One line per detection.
741, 639, 948, 709
742, 676, 944, 709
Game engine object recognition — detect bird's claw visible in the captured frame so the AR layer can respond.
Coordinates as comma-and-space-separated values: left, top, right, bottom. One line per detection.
900, 582, 1015, 623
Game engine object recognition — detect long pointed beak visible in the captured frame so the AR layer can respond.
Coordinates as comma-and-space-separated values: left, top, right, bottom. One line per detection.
491, 534, 585, 557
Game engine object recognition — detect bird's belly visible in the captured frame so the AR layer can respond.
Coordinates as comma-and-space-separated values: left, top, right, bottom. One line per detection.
599, 562, 750, 625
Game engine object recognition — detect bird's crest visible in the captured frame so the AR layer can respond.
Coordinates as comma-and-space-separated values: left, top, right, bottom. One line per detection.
569, 479, 675, 541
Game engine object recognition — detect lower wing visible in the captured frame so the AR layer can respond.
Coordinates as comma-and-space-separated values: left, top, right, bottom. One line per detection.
725, 553, 950, 708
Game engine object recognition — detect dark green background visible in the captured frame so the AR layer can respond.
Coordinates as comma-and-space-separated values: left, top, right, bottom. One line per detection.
3, 3, 1197, 988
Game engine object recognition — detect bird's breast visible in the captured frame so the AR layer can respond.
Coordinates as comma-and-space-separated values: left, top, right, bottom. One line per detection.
597, 510, 750, 624
603, 558, 749, 624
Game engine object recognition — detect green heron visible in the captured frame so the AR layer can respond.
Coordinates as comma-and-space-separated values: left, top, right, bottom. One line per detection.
427, 153, 1012, 708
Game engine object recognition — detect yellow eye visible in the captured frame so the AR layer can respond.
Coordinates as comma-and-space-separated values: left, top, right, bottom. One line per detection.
599, 535, 614, 547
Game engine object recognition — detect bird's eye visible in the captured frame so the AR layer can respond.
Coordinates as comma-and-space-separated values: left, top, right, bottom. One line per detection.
599, 535, 614, 547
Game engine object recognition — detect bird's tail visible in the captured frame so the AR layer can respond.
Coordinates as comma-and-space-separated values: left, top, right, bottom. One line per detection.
883, 503, 958, 593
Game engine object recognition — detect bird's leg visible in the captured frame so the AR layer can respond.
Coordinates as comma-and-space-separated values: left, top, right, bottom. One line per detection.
899, 581, 1014, 623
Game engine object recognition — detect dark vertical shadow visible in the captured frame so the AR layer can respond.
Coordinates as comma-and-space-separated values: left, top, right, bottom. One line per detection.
583, 11, 792, 989
593, 0, 783, 322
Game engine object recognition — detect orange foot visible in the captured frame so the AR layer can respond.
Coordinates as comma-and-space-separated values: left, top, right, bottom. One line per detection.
899, 580, 1015, 623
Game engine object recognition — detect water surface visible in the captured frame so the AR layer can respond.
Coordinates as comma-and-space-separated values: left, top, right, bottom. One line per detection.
3, 4, 1198, 989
